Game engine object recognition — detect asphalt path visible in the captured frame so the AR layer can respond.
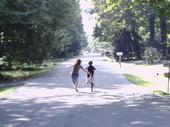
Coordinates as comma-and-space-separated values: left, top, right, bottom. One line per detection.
0, 54, 170, 127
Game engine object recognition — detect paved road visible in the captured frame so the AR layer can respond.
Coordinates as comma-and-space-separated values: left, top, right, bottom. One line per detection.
0, 54, 170, 127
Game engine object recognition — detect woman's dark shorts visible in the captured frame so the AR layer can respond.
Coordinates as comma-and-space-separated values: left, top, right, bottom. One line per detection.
71, 73, 79, 82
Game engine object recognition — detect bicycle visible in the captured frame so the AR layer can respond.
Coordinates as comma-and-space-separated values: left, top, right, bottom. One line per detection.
86, 76, 95, 92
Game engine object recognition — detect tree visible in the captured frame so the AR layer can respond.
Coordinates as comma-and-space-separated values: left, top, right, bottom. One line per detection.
91, 0, 170, 60
0, 0, 86, 69
135, 0, 170, 57
91, 0, 145, 60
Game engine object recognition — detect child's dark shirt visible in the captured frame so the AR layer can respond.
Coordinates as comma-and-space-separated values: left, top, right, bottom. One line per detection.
86, 65, 96, 77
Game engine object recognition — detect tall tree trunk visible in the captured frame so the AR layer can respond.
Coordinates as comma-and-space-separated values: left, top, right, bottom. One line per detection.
160, 15, 167, 58
148, 9, 156, 47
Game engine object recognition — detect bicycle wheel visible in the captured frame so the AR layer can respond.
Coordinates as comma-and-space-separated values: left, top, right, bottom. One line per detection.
90, 83, 93, 92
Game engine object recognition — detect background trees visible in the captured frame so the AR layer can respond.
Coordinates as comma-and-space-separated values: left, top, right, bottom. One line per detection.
91, 0, 170, 61
0, 0, 86, 69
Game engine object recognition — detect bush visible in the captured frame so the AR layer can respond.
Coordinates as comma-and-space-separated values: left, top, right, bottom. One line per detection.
143, 47, 161, 65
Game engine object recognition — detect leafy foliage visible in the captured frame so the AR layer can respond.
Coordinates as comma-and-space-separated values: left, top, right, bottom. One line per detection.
143, 47, 161, 64
0, 0, 86, 69
91, 0, 170, 60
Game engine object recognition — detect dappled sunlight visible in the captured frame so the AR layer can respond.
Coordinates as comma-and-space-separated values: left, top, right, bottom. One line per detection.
129, 121, 152, 126
14, 117, 31, 122
1, 87, 170, 127
3, 87, 127, 106
1, 55, 170, 127
1, 0, 170, 125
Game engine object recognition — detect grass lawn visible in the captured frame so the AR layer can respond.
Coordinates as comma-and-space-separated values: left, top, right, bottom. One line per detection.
0, 62, 56, 96
124, 73, 152, 86
0, 62, 57, 82
0, 68, 50, 80
0, 86, 18, 97
153, 90, 170, 96
0, 61, 57, 96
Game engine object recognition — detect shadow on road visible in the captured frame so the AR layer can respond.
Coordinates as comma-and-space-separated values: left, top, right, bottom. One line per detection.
1, 55, 170, 127
1, 92, 170, 127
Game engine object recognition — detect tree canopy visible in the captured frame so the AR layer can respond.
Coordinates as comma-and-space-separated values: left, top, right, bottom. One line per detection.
0, 0, 86, 69
91, 0, 170, 61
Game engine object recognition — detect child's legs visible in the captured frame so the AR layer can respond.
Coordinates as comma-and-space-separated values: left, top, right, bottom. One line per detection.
74, 81, 78, 89
87, 72, 94, 77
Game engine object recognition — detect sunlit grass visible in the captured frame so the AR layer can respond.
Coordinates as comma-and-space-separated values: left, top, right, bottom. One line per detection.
124, 73, 152, 86
153, 90, 170, 96
0, 62, 56, 82
0, 86, 18, 96
1, 69, 48, 79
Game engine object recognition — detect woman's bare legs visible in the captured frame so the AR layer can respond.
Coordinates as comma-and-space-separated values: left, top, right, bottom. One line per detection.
73, 81, 78, 92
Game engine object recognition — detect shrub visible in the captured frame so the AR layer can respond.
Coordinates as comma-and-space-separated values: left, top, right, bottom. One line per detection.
143, 47, 161, 65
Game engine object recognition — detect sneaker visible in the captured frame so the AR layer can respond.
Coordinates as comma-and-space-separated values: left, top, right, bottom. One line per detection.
75, 89, 78, 92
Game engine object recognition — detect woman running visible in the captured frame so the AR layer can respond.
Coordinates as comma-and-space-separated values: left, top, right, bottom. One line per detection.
70, 59, 88, 92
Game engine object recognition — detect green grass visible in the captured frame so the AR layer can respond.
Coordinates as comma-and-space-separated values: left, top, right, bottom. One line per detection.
0, 62, 56, 82
153, 90, 170, 96
1, 68, 49, 79
124, 73, 152, 86
0, 62, 57, 96
0, 86, 18, 96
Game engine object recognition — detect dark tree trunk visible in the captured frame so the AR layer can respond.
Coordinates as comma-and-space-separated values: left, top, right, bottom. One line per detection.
149, 9, 156, 47
131, 30, 142, 60
160, 15, 167, 58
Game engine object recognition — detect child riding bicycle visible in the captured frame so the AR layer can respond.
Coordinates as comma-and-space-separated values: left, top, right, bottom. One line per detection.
86, 61, 96, 92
